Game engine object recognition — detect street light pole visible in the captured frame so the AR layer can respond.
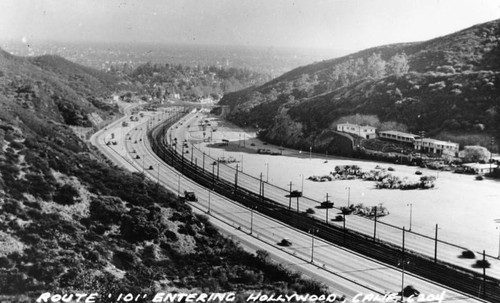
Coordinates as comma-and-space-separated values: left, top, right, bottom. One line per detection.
142, 154, 145, 173
309, 229, 317, 263
434, 223, 439, 262
497, 226, 500, 259
346, 187, 351, 207
265, 163, 269, 182
250, 206, 254, 235
401, 226, 406, 303
299, 174, 304, 193
325, 193, 330, 223
407, 203, 413, 232
207, 188, 211, 214
157, 163, 160, 185
177, 174, 181, 197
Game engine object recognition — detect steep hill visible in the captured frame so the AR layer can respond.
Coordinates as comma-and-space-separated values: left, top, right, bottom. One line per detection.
0, 49, 119, 127
220, 18, 500, 153
0, 49, 327, 300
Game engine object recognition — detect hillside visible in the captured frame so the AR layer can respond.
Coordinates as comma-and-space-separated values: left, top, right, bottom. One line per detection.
0, 49, 327, 300
220, 18, 500, 153
0, 50, 119, 127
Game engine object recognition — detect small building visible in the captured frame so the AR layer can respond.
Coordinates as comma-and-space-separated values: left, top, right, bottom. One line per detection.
414, 138, 459, 156
462, 163, 497, 175
336, 123, 377, 139
378, 130, 420, 144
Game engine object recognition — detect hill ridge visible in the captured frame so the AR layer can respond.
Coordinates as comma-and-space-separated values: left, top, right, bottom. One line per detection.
220, 18, 500, 153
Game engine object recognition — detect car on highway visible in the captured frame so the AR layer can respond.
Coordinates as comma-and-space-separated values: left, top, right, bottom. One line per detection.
278, 238, 292, 247
289, 190, 302, 198
398, 285, 420, 298
183, 191, 198, 202
332, 215, 344, 222
321, 200, 334, 208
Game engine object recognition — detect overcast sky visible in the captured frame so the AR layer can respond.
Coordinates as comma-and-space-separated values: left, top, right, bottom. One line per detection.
1, 0, 500, 51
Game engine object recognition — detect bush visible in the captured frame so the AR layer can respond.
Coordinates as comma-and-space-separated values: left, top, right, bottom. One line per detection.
53, 184, 80, 205
89, 196, 126, 224
164, 230, 178, 242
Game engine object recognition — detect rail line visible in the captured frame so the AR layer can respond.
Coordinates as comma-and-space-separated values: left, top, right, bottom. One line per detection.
147, 113, 499, 303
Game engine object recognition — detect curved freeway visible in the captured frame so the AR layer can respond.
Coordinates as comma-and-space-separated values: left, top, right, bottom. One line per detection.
92, 106, 490, 303
168, 111, 500, 282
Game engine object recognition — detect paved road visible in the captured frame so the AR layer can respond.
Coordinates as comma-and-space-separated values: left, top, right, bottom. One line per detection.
168, 111, 500, 282
92, 107, 490, 302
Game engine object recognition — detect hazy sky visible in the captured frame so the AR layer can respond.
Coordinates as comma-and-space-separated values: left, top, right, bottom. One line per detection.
1, 0, 500, 51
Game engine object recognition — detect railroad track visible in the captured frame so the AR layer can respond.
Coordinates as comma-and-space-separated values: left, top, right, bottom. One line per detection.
147, 116, 500, 303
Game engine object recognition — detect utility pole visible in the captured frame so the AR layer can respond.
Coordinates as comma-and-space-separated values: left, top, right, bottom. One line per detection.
207, 188, 211, 214
202, 152, 205, 171
483, 250, 486, 299
373, 206, 377, 241
490, 137, 494, 174
309, 229, 318, 263
235, 164, 239, 192
190, 144, 194, 163
217, 158, 220, 180
250, 206, 255, 235
434, 224, 439, 263
177, 174, 181, 197
288, 181, 293, 210
401, 227, 406, 303
497, 224, 500, 259
265, 162, 269, 182
407, 203, 413, 232
346, 187, 351, 207
419, 131, 425, 158
325, 193, 330, 223
343, 213, 346, 245
157, 163, 160, 186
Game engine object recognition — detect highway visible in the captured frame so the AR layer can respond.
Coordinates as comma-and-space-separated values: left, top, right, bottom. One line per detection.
90, 105, 488, 303
167, 111, 500, 282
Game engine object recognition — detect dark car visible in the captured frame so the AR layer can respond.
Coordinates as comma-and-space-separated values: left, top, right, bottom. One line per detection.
399, 285, 420, 298
183, 191, 198, 202
321, 201, 334, 208
289, 190, 303, 198
332, 215, 344, 222
278, 238, 292, 247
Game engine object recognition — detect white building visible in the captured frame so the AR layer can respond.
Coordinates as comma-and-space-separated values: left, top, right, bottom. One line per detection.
462, 163, 497, 174
414, 138, 459, 156
336, 123, 377, 139
378, 130, 419, 144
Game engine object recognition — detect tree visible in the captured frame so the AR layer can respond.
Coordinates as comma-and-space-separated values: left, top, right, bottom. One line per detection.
387, 52, 410, 77
366, 53, 386, 79
460, 145, 491, 163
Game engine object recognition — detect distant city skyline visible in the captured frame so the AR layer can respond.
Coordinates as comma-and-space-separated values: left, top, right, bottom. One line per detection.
1, 0, 500, 53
